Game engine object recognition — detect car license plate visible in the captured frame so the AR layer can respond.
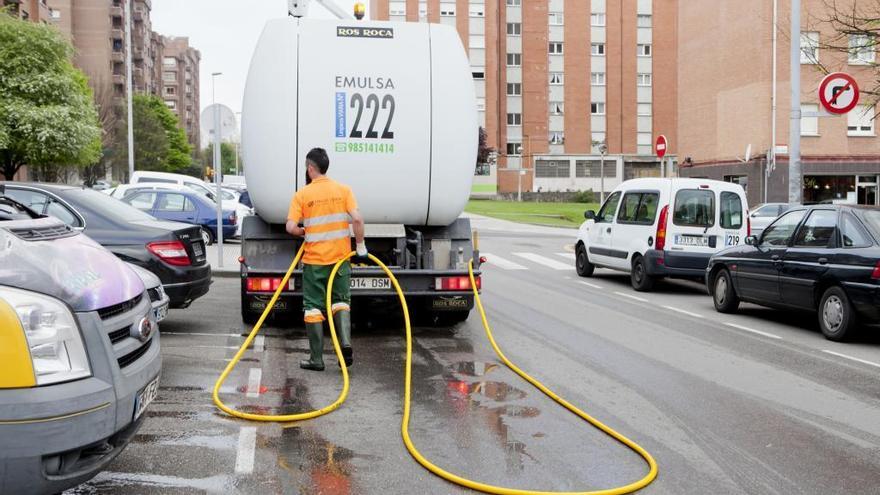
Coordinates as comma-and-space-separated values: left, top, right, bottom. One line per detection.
675, 235, 709, 247
192, 242, 204, 257
133, 376, 159, 421
153, 303, 169, 322
350, 278, 390, 290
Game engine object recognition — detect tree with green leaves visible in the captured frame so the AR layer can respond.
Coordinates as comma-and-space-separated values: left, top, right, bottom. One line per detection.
0, 12, 102, 180
205, 142, 240, 176
112, 94, 192, 177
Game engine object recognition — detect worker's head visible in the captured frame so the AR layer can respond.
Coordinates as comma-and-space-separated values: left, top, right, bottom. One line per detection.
305, 147, 329, 184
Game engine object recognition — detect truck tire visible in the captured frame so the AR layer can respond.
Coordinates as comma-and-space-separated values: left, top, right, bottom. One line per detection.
575, 243, 594, 277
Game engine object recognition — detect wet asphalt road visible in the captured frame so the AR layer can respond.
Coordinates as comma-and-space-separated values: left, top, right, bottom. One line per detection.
68, 217, 880, 495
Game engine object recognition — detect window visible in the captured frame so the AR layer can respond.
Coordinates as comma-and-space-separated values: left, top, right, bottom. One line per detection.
165, 100, 176, 109
137, 177, 176, 184
507, 22, 521, 36
848, 105, 875, 136
164, 86, 176, 95
469, 5, 484, 17
46, 200, 79, 227
550, 72, 564, 85
848, 34, 874, 64
163, 71, 176, 83
156, 193, 193, 212
476, 98, 485, 111
113, 39, 123, 51
840, 213, 873, 248
637, 103, 652, 116
469, 35, 485, 48
591, 133, 606, 153
126, 192, 158, 211
801, 31, 819, 64
719, 192, 743, 229
549, 132, 564, 145
506, 83, 521, 95
163, 56, 177, 68
549, 12, 563, 25
637, 73, 652, 86
535, 160, 569, 177
506, 142, 522, 156
440, 5, 455, 16
549, 42, 564, 55
591, 13, 606, 26
637, 14, 652, 27
575, 160, 615, 178
3, 189, 49, 213
506, 0, 521, 5
618, 192, 659, 225
673, 190, 715, 227
591, 72, 606, 86
550, 102, 564, 115
472, 71, 485, 80
389, 2, 406, 16
801, 103, 819, 136
507, 53, 522, 66
794, 210, 837, 247
591, 102, 606, 115
637, 44, 652, 57
724, 175, 749, 196
752, 204, 784, 218
507, 113, 522, 126
591, 43, 605, 56
637, 132, 653, 146
761, 210, 807, 246
596, 192, 621, 223
49, 8, 60, 20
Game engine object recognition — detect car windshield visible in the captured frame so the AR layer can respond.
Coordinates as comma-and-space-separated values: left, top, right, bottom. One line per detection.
858, 210, 880, 240
62, 188, 156, 222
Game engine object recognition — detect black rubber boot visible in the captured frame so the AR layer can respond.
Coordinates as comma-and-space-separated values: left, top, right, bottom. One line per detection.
334, 310, 353, 367
299, 321, 325, 371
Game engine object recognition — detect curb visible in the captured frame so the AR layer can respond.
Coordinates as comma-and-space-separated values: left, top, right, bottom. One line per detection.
212, 270, 240, 279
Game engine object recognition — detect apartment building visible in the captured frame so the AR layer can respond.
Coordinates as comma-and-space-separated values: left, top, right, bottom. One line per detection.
161, 36, 201, 150
0, 0, 52, 22
371, 0, 678, 195
678, 0, 880, 207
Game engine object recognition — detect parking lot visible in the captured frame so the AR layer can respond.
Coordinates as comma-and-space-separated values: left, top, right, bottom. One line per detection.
65, 217, 880, 495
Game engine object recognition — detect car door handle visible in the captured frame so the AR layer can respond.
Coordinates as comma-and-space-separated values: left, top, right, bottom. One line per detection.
771, 255, 781, 263
818, 257, 829, 265
606, 227, 612, 234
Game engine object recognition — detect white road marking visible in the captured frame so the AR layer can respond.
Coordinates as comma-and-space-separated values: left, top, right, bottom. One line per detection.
724, 323, 782, 340
822, 350, 880, 369
160, 332, 242, 337
481, 253, 528, 270
246, 368, 262, 398
662, 306, 704, 318
513, 252, 572, 270
555, 252, 576, 261
578, 281, 603, 289
614, 291, 649, 303
253, 335, 265, 353
235, 427, 257, 474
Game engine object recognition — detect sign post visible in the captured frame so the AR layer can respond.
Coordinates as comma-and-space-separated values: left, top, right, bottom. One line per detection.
655, 135, 668, 178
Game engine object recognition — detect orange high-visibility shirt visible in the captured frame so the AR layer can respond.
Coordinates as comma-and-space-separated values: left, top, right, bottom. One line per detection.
287, 176, 358, 265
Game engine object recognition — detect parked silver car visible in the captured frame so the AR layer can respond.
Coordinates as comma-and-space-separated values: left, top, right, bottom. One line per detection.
749, 203, 796, 236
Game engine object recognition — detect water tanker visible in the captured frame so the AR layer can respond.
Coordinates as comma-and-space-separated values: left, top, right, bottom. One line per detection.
239, 14, 483, 325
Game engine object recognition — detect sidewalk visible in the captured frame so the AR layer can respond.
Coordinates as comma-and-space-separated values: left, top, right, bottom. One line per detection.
205, 241, 241, 278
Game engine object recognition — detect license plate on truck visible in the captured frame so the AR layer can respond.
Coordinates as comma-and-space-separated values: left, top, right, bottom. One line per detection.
133, 376, 159, 421
350, 278, 391, 290
675, 235, 709, 247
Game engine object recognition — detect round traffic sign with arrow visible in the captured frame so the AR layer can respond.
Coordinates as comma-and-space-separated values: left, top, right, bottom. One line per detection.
818, 72, 860, 115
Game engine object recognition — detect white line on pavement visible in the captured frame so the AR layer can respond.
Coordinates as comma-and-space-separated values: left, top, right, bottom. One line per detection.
253, 335, 265, 353
555, 252, 576, 261
513, 252, 572, 270
235, 427, 257, 474
724, 323, 782, 340
614, 291, 649, 303
160, 332, 242, 337
662, 306, 704, 318
481, 253, 528, 270
246, 368, 262, 398
822, 350, 880, 369
578, 281, 603, 289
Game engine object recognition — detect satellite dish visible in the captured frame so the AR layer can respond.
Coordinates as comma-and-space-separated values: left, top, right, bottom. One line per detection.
200, 104, 237, 142
744, 143, 752, 162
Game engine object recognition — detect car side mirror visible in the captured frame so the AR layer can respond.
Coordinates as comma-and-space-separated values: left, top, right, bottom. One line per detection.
584, 210, 596, 220
745, 235, 758, 246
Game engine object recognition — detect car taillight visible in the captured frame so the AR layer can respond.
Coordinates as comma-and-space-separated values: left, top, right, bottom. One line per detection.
655, 205, 669, 251
246, 277, 293, 292
435, 276, 481, 291
230, 212, 237, 225
872, 261, 880, 280
147, 241, 191, 266
746, 210, 751, 237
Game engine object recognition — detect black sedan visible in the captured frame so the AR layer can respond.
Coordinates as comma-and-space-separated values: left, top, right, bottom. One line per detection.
707, 205, 880, 341
3, 183, 212, 308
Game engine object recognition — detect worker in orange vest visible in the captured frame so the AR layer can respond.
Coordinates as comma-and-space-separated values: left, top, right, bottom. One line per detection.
286, 148, 366, 371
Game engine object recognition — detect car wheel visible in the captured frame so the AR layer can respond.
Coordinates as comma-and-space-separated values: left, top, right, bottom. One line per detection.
201, 227, 214, 246
575, 244, 594, 277
630, 255, 654, 292
818, 286, 857, 342
712, 269, 740, 313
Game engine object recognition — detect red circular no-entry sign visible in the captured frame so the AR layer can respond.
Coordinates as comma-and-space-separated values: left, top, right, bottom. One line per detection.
819, 72, 860, 115
655, 135, 668, 158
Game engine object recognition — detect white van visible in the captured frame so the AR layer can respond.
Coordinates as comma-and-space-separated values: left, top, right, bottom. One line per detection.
575, 178, 750, 291
130, 171, 218, 200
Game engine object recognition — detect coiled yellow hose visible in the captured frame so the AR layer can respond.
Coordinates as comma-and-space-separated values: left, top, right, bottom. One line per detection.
213, 247, 658, 494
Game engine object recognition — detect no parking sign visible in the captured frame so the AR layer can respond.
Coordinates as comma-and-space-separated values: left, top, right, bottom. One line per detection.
818, 72, 860, 115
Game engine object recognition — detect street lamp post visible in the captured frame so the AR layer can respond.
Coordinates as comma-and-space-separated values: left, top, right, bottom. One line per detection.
124, 0, 134, 182
234, 111, 242, 175
211, 72, 224, 267
599, 142, 608, 204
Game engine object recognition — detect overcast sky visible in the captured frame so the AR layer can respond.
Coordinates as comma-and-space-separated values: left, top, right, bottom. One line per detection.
151, 0, 369, 145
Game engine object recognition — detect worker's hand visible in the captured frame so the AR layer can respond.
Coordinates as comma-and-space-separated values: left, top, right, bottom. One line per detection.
355, 241, 368, 258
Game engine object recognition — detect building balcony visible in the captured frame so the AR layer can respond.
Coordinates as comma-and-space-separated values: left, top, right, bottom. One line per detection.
111, 51, 124, 63
112, 74, 126, 85
110, 5, 123, 18
133, 8, 144, 21
110, 29, 124, 40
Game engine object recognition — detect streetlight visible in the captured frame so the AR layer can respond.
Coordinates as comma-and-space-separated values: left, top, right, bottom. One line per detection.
211, 72, 224, 267
124, 0, 134, 182
234, 111, 242, 175
599, 142, 608, 204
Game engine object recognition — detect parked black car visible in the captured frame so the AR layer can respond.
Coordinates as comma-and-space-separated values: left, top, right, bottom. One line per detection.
706, 205, 880, 341
2, 183, 212, 308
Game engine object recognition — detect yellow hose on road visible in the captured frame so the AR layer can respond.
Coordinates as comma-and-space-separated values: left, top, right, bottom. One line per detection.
213, 248, 658, 494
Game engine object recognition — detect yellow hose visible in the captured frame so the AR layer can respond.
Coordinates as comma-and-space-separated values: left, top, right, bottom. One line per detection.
213, 248, 658, 494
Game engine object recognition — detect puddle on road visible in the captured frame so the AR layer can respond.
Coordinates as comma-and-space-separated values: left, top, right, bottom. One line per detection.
450, 361, 501, 377
67, 471, 238, 493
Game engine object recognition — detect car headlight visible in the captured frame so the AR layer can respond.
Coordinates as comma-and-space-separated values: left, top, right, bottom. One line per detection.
0, 287, 91, 386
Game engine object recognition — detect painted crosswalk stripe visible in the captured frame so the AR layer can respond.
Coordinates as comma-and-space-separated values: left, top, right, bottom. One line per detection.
235, 427, 257, 474
724, 323, 782, 340
614, 291, 649, 302
662, 305, 704, 318
481, 253, 528, 270
555, 252, 576, 261
822, 350, 880, 369
246, 368, 262, 398
253, 335, 265, 353
512, 252, 572, 270
578, 281, 603, 289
